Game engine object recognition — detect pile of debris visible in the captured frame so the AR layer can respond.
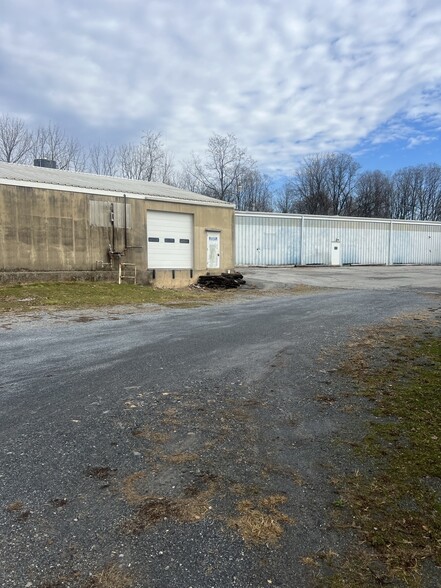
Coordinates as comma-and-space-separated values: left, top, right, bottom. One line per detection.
197, 272, 246, 289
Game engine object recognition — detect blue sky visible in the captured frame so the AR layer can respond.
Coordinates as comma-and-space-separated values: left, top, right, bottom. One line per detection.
1, 0, 440, 178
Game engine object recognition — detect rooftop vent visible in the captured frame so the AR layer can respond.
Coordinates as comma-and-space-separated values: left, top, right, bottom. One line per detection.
34, 158, 57, 169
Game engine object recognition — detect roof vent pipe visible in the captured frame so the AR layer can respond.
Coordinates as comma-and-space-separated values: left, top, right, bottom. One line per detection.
34, 158, 57, 169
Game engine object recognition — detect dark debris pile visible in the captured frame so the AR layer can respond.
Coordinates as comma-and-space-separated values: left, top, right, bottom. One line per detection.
197, 272, 246, 289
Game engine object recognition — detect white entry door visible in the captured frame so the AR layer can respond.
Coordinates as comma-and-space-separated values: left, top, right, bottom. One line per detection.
207, 231, 220, 269
331, 241, 341, 266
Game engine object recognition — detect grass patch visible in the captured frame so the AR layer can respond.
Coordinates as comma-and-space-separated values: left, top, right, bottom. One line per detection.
228, 495, 294, 545
123, 474, 216, 534
83, 564, 133, 588
0, 281, 236, 313
327, 316, 441, 587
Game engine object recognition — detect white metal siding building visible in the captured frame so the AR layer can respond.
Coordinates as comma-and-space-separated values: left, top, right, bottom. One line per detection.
235, 212, 441, 266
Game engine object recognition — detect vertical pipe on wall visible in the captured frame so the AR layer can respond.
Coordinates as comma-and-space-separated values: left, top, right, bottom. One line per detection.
299, 216, 304, 265
110, 203, 115, 252
124, 194, 128, 251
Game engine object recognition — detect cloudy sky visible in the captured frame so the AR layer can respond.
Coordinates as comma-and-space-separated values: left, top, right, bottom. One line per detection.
1, 0, 441, 177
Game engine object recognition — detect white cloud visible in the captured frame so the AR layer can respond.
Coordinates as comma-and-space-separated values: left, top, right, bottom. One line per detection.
0, 0, 440, 173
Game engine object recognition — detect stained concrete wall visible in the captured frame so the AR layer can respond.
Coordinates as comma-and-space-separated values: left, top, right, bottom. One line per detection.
0, 184, 235, 286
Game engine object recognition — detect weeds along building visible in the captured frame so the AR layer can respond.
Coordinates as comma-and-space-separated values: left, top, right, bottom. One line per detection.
0, 161, 235, 286
235, 212, 441, 266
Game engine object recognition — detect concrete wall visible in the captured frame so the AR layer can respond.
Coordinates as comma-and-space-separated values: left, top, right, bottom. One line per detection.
0, 184, 235, 286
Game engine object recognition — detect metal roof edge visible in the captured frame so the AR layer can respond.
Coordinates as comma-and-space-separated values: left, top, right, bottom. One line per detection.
234, 211, 441, 226
0, 178, 235, 209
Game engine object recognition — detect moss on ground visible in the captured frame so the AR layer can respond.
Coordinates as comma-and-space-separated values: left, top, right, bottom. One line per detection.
326, 316, 441, 587
0, 281, 236, 313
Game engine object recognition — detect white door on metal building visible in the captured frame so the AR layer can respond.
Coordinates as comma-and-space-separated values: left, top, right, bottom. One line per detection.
331, 241, 341, 266
207, 231, 220, 269
147, 211, 193, 269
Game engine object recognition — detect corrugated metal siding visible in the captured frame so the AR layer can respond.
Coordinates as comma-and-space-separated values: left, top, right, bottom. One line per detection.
235, 213, 441, 266
392, 223, 441, 265
235, 215, 301, 265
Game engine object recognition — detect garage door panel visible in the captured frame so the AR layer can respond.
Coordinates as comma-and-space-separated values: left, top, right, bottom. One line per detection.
147, 211, 193, 269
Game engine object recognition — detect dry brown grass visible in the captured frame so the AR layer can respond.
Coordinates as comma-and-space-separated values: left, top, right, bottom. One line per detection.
262, 463, 305, 486
162, 452, 198, 464
231, 483, 262, 497
121, 471, 151, 505
222, 406, 252, 423
83, 564, 133, 588
132, 427, 170, 444
122, 473, 217, 534
5, 500, 24, 512
300, 556, 319, 567
315, 394, 337, 404
228, 495, 294, 545
161, 407, 181, 427
259, 494, 288, 510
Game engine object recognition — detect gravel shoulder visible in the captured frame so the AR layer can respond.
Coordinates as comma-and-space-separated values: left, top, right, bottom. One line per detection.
0, 286, 439, 587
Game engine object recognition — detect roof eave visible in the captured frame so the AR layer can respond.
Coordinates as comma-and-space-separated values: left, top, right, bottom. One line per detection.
0, 178, 235, 209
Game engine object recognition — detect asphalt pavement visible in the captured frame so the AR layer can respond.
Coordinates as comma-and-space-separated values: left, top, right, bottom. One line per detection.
240, 264, 441, 290
0, 275, 440, 587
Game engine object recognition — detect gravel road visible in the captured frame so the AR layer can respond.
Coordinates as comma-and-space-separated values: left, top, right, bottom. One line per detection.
0, 284, 438, 587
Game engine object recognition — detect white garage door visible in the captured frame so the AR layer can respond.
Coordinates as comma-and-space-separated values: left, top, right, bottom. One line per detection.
147, 211, 193, 269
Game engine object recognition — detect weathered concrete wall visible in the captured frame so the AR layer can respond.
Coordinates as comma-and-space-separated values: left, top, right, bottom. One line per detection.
0, 184, 235, 287
0, 270, 118, 285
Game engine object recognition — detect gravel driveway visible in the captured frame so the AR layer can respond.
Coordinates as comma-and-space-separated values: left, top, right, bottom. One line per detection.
0, 279, 439, 587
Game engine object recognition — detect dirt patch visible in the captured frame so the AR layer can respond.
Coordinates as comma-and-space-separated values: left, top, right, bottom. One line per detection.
85, 467, 117, 480
75, 316, 98, 323
5, 500, 24, 512
162, 452, 198, 464
132, 427, 170, 444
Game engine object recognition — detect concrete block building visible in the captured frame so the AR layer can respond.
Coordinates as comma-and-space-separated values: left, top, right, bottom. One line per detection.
0, 162, 235, 286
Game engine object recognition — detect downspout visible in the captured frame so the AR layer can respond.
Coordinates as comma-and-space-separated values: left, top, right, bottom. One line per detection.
124, 193, 128, 251
110, 203, 115, 252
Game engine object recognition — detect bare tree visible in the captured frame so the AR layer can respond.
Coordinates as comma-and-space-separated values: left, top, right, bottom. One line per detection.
235, 169, 273, 211
158, 151, 175, 185
416, 164, 441, 221
354, 170, 393, 218
0, 115, 33, 163
286, 153, 360, 215
275, 180, 297, 213
184, 133, 255, 203
88, 142, 119, 176
32, 122, 85, 170
174, 167, 205, 193
119, 131, 167, 182
392, 166, 424, 220
290, 154, 332, 214
325, 153, 360, 215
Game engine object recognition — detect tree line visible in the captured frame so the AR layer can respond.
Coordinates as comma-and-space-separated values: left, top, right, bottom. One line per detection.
1, 114, 440, 220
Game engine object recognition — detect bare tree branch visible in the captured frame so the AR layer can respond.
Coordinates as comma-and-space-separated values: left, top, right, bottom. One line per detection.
0, 115, 33, 163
